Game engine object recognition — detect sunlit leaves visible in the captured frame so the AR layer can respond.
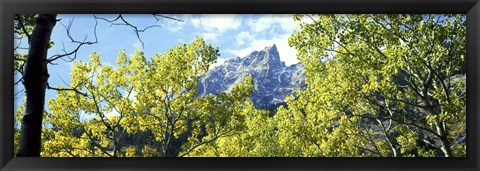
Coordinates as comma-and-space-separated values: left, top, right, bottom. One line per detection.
15, 14, 465, 157
288, 14, 466, 157
39, 37, 263, 157
141, 145, 157, 157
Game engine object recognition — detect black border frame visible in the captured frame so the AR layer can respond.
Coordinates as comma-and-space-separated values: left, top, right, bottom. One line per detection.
1, 0, 479, 170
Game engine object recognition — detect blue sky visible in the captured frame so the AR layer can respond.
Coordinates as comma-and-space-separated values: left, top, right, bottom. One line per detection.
14, 14, 302, 112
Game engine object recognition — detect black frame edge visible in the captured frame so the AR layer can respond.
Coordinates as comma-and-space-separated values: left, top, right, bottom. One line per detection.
467, 1, 480, 169
0, 0, 477, 14
0, 0, 15, 170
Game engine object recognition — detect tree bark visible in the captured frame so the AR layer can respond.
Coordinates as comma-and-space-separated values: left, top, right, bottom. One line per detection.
16, 14, 57, 157
436, 121, 454, 157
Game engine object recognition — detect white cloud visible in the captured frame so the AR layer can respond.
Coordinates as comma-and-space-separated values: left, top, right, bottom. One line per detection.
133, 40, 142, 50
226, 15, 301, 66
209, 57, 227, 70
247, 14, 300, 36
78, 109, 119, 121
199, 32, 219, 43
236, 31, 254, 46
164, 15, 187, 32
105, 110, 120, 118
191, 14, 241, 33
178, 38, 185, 44
190, 15, 241, 43
299, 14, 320, 25
226, 34, 299, 66
166, 23, 183, 32
122, 89, 137, 101
128, 90, 137, 101
68, 62, 75, 71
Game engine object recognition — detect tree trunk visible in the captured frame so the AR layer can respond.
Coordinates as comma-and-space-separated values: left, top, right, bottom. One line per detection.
16, 14, 57, 157
436, 121, 453, 157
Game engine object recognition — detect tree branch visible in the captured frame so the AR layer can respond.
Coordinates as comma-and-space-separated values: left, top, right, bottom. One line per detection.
46, 82, 88, 97
14, 89, 24, 100
152, 14, 184, 22
178, 130, 232, 157
94, 14, 182, 49
47, 18, 98, 64
15, 14, 31, 42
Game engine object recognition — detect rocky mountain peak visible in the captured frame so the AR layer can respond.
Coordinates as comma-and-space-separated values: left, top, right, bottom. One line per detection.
262, 44, 282, 66
263, 44, 278, 56
240, 44, 284, 70
198, 44, 306, 107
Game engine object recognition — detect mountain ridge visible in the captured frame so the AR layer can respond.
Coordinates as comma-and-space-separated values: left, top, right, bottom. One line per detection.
198, 44, 306, 107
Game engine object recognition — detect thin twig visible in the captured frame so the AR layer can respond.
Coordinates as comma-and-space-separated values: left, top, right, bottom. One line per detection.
47, 18, 98, 63
153, 14, 184, 22
14, 37, 23, 51
46, 82, 88, 97
14, 89, 24, 100
14, 76, 24, 86
94, 14, 182, 49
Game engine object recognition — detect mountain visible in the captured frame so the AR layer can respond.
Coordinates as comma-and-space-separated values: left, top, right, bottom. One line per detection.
197, 44, 306, 107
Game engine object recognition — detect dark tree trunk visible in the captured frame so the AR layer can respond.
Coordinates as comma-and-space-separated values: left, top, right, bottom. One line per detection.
16, 14, 57, 157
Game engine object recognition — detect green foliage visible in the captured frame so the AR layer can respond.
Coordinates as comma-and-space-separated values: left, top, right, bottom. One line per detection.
35, 37, 262, 157
13, 15, 33, 76
13, 14, 466, 157
287, 14, 466, 157
14, 14, 35, 37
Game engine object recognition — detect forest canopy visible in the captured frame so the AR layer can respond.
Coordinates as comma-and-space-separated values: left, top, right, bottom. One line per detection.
14, 14, 466, 157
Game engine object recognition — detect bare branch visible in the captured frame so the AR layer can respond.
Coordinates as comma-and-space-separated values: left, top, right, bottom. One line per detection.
94, 14, 182, 49
15, 47, 29, 51
46, 82, 88, 97
57, 73, 70, 86
14, 89, 24, 100
152, 14, 184, 22
14, 77, 24, 86
305, 14, 317, 24
47, 18, 98, 64
450, 134, 466, 148
14, 36, 23, 51
93, 14, 122, 23
117, 14, 159, 49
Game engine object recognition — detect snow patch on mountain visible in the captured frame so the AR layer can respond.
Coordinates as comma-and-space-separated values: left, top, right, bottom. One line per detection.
198, 44, 306, 107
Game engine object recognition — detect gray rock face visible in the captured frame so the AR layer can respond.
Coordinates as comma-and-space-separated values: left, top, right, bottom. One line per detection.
197, 44, 306, 107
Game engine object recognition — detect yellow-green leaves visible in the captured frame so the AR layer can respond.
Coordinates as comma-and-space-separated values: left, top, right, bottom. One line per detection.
142, 145, 157, 157
124, 146, 137, 157
42, 37, 263, 157
288, 14, 466, 157
22, 15, 465, 157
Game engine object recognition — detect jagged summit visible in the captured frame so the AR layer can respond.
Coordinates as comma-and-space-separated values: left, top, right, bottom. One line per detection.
198, 45, 306, 107
264, 44, 277, 53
